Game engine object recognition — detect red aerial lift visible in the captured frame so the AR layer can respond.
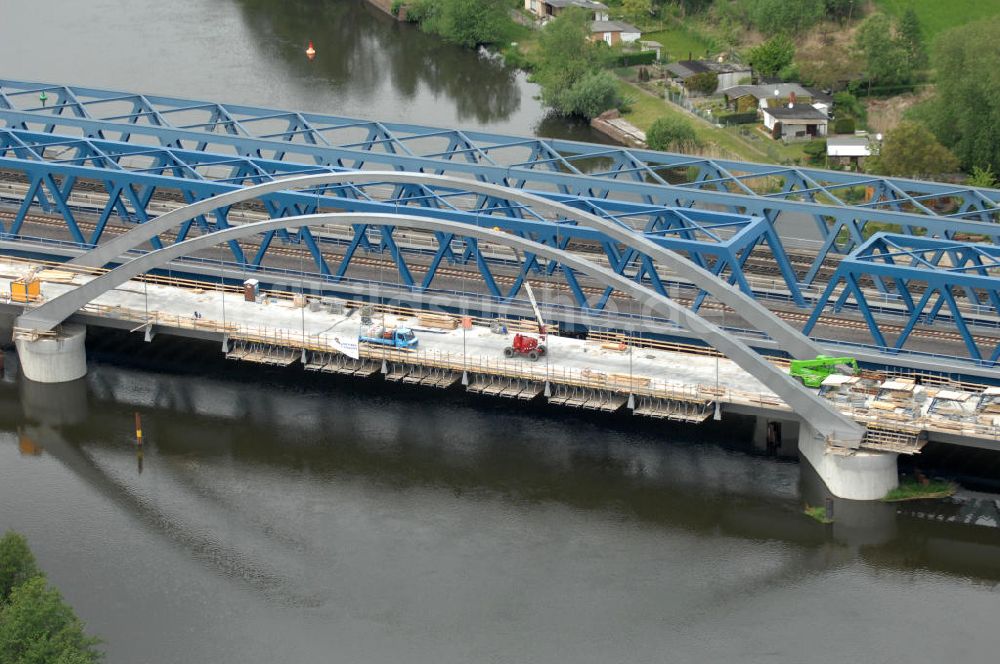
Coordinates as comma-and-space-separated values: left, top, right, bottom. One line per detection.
503, 282, 547, 361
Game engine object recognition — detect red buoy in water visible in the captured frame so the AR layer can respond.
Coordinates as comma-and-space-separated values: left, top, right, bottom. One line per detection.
305, 40, 316, 60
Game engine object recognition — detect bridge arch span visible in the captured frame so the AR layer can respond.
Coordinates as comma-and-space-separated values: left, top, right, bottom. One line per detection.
19, 211, 863, 445
67, 171, 822, 360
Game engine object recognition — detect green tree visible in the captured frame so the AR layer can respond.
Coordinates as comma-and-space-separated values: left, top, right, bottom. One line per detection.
0, 532, 39, 604
868, 121, 959, 179
797, 47, 860, 91
803, 139, 828, 165
968, 166, 998, 189
557, 71, 621, 119
855, 14, 912, 86
646, 115, 700, 152
832, 91, 866, 124
677, 0, 712, 16
532, 9, 620, 117
0, 576, 101, 664
621, 0, 653, 23
824, 0, 860, 22
685, 71, 718, 95
921, 17, 1000, 173
747, 35, 794, 78
410, 0, 512, 48
898, 7, 928, 71
745, 0, 824, 35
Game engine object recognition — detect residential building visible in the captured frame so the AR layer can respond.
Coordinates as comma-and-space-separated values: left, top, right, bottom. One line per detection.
762, 104, 829, 140
665, 60, 752, 95
589, 20, 641, 46
826, 136, 872, 169
640, 40, 662, 61
722, 83, 833, 115
524, 0, 609, 21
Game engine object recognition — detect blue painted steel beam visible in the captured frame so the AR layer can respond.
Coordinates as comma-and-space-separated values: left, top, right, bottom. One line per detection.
5, 118, 1000, 298
804, 233, 1000, 363
1, 79, 994, 222
0, 148, 797, 312
1, 81, 999, 283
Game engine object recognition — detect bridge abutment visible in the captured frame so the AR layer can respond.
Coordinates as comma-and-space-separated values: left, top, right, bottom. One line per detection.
797, 422, 898, 501
14, 323, 87, 384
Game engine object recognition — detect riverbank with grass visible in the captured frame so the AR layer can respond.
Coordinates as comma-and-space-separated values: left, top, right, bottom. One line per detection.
804, 505, 834, 524
883, 479, 957, 502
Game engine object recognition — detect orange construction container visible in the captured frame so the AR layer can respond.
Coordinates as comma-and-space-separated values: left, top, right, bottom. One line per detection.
11, 278, 40, 303
18, 434, 41, 456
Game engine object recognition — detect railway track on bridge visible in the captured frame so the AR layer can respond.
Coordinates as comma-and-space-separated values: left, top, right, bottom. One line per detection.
4, 209, 999, 355
0, 172, 844, 284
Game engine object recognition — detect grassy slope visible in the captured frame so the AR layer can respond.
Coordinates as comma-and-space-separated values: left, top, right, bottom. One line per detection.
638, 25, 712, 63
616, 79, 807, 164
875, 0, 1000, 39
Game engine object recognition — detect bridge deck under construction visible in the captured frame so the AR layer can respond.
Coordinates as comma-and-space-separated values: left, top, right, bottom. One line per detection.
3, 256, 1000, 456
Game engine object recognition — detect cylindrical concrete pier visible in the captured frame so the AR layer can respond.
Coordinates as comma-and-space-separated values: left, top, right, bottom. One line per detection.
798, 423, 897, 501
14, 323, 87, 383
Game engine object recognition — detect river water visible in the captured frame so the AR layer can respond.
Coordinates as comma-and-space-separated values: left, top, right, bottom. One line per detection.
1, 1, 1000, 663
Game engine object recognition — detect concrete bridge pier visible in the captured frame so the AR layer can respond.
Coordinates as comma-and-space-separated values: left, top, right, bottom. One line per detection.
797, 422, 898, 501
14, 323, 87, 384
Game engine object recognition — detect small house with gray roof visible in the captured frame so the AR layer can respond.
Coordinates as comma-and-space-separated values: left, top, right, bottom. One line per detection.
665, 60, 752, 95
722, 83, 833, 115
762, 104, 829, 140
524, 0, 609, 21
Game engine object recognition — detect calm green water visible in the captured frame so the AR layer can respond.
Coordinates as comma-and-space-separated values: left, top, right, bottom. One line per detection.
1, 332, 1000, 664
1, 2, 999, 663
0, 0, 605, 141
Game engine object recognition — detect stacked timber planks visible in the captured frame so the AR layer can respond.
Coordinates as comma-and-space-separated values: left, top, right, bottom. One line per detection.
417, 312, 458, 330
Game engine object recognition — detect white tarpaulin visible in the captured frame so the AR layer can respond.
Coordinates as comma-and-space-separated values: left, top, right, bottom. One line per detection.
331, 335, 360, 360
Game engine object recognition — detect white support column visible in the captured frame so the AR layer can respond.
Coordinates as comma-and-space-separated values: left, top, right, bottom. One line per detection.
798, 422, 898, 501
14, 323, 87, 384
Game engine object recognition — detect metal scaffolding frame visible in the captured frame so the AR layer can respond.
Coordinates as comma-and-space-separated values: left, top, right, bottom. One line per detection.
2, 78, 999, 285
804, 234, 1000, 363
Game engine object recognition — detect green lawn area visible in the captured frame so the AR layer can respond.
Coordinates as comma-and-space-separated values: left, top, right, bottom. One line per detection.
639, 24, 713, 63
875, 0, 1000, 39
616, 79, 808, 165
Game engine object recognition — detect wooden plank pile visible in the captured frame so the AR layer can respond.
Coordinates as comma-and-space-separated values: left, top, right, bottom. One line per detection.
417, 312, 458, 330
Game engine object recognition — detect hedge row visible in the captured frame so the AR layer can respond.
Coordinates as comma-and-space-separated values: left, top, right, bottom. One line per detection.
715, 111, 758, 125
617, 50, 657, 67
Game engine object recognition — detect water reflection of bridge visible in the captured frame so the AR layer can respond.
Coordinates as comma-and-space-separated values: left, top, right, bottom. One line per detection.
3, 350, 1000, 583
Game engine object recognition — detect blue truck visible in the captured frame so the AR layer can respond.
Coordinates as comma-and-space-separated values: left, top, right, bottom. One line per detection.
359, 325, 418, 349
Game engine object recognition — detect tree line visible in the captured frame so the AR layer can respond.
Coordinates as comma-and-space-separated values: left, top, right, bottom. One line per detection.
393, 1, 1000, 183
1, 531, 102, 663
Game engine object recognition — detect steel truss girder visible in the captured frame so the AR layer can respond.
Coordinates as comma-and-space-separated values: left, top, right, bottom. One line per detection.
0, 140, 802, 311
61, 171, 822, 360
1, 105, 998, 287
0, 79, 995, 224
804, 233, 1000, 364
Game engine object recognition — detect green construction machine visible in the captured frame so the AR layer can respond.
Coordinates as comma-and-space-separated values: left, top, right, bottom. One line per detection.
788, 355, 860, 388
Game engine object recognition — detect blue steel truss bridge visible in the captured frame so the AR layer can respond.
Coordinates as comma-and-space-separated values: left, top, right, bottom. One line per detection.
1, 78, 1000, 383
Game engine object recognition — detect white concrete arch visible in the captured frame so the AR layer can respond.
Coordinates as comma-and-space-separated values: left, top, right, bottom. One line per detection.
67, 171, 822, 360
20, 212, 864, 446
